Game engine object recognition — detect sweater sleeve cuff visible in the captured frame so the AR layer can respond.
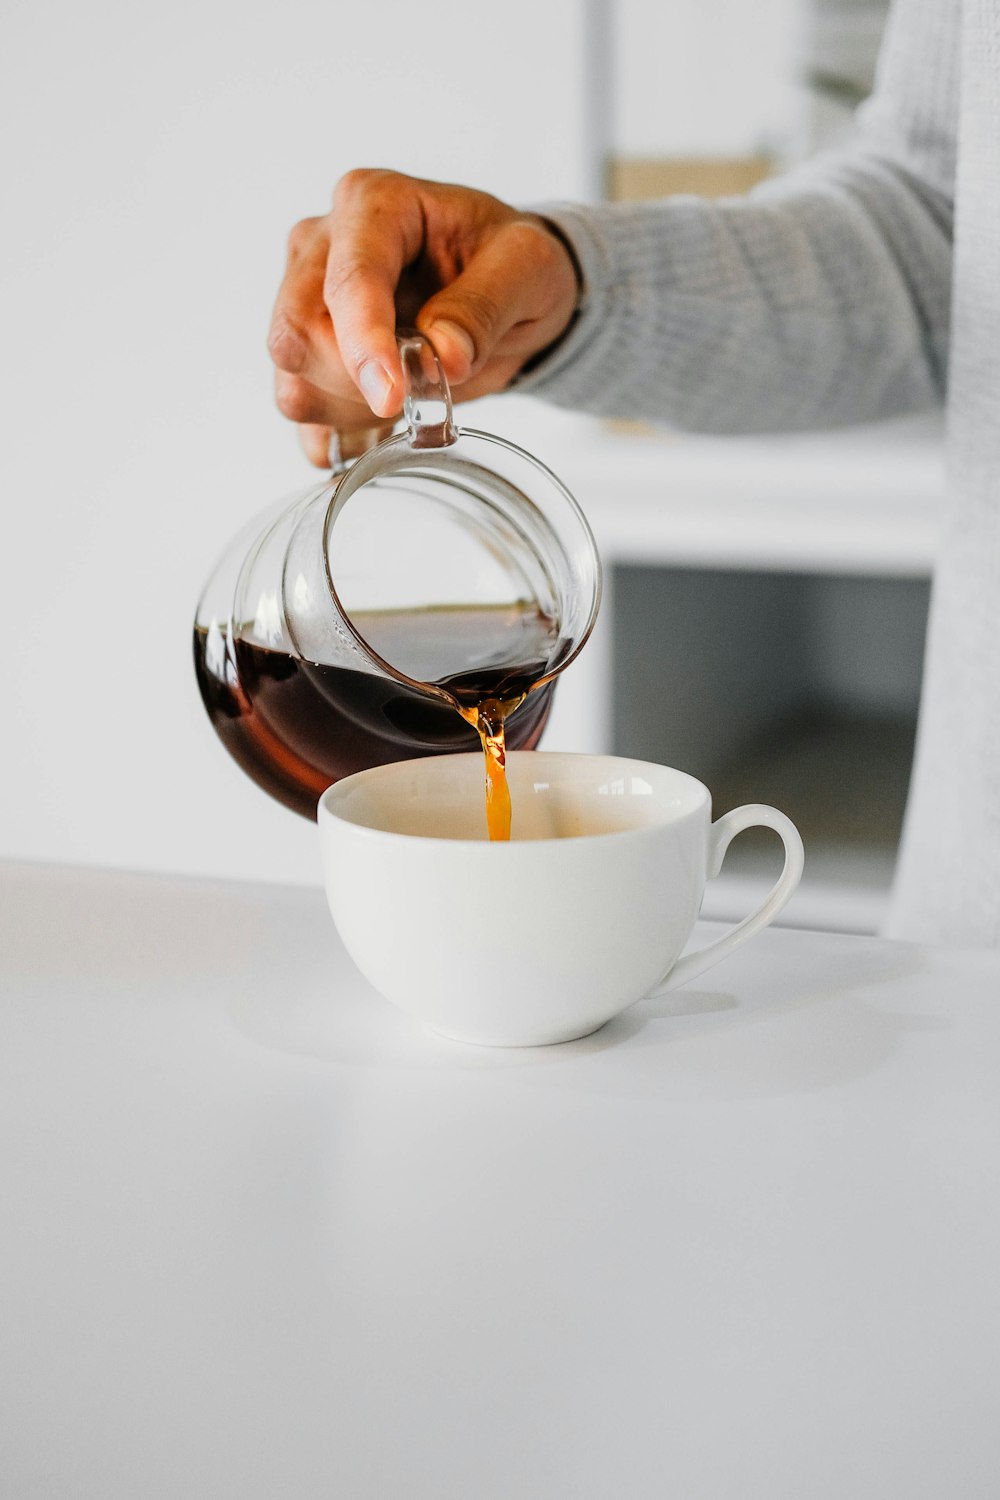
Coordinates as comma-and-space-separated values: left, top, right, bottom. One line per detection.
509, 202, 620, 397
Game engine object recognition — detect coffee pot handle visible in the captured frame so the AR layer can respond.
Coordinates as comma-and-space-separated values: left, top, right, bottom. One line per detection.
660, 805, 805, 992
397, 330, 458, 450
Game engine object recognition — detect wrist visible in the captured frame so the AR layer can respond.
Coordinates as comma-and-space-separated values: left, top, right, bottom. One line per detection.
515, 215, 584, 380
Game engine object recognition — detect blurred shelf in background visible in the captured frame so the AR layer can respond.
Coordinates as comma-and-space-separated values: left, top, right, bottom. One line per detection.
542, 412, 944, 935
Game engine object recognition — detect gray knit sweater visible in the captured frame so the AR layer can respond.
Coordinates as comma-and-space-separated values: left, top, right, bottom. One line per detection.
525, 0, 1000, 950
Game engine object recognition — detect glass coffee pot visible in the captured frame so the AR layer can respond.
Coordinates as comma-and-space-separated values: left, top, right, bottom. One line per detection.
194, 332, 602, 820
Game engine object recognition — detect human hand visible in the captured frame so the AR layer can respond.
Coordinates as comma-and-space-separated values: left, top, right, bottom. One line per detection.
267, 169, 580, 467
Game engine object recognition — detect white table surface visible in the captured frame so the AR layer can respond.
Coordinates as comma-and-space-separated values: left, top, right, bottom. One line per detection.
2, 860, 998, 1500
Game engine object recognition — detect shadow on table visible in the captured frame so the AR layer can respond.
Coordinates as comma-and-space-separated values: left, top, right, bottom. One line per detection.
230, 925, 948, 1103
506, 931, 949, 1101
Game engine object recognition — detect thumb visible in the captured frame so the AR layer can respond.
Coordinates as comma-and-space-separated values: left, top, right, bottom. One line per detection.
416, 311, 478, 385
417, 220, 571, 384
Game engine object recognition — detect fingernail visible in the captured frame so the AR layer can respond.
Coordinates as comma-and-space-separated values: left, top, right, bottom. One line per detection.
358, 360, 393, 414
427, 320, 476, 371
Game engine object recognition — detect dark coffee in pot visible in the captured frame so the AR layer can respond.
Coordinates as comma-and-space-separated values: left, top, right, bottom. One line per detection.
193, 601, 560, 828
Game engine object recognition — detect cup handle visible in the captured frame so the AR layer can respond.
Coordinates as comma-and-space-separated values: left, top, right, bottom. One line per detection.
657, 804, 804, 993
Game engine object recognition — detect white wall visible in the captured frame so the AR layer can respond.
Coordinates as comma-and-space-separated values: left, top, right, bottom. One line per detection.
612, 0, 804, 159
1, 0, 806, 888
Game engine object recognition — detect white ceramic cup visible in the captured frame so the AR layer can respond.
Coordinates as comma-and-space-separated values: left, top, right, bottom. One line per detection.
319, 751, 804, 1047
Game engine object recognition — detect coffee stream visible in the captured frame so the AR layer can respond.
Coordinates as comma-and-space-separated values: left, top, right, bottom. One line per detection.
458, 697, 521, 842
359, 601, 558, 843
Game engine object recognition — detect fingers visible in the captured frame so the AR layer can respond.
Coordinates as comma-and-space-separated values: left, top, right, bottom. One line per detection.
269, 172, 422, 419
320, 170, 426, 416
416, 218, 579, 380
269, 174, 580, 456
298, 422, 395, 470
299, 424, 335, 468
268, 216, 334, 379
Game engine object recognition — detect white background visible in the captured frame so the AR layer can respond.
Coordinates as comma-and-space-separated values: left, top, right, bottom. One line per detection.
1, 0, 801, 886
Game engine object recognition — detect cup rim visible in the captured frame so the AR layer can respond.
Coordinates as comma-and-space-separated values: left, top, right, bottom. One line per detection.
317, 750, 710, 848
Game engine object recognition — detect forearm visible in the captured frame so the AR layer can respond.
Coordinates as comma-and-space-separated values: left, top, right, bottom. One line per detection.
522, 161, 950, 433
